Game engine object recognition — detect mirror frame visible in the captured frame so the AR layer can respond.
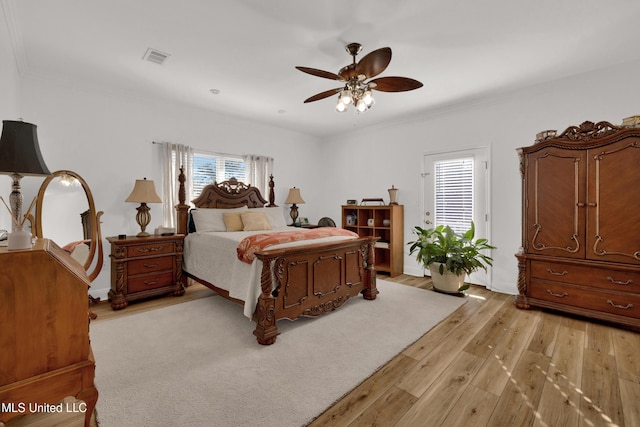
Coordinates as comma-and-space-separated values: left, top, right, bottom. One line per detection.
34, 170, 104, 282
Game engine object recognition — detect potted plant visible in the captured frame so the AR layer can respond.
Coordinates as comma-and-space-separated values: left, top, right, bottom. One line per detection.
408, 221, 495, 294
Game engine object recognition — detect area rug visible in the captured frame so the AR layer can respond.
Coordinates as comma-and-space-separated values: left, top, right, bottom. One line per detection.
90, 279, 466, 426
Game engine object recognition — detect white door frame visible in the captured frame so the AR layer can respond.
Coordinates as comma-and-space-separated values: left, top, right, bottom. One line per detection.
421, 146, 492, 287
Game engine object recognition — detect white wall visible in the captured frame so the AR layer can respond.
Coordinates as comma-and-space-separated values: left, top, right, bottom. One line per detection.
0, 3, 21, 232
316, 59, 640, 294
13, 50, 640, 299
18, 76, 323, 298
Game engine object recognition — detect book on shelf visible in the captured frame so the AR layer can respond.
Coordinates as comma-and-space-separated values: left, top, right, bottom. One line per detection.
375, 241, 390, 249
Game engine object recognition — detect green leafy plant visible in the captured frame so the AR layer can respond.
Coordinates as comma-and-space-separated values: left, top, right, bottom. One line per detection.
408, 221, 496, 278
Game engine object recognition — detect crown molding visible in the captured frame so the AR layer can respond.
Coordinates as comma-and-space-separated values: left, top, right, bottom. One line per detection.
1, 0, 28, 76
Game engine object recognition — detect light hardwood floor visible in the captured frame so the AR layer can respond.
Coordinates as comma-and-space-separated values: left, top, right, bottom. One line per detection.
8, 274, 639, 426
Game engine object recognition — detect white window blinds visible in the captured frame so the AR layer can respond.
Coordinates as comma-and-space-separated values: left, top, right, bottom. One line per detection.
192, 152, 247, 198
434, 157, 474, 234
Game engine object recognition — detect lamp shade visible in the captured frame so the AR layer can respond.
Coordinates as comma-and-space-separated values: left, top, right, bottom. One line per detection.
125, 178, 162, 203
285, 187, 305, 204
0, 120, 51, 176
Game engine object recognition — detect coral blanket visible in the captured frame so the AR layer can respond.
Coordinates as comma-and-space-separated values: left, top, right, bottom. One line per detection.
237, 228, 359, 263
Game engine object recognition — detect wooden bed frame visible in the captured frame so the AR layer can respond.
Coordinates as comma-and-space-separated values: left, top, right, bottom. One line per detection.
175, 169, 378, 345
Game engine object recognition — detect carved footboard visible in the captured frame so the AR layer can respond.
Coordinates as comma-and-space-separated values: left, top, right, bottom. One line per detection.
253, 236, 378, 345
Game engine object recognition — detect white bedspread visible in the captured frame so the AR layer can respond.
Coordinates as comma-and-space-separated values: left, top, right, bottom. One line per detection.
183, 228, 357, 318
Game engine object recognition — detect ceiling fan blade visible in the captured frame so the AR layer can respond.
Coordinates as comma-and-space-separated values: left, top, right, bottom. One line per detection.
355, 47, 391, 79
303, 88, 342, 103
295, 66, 343, 81
369, 76, 423, 92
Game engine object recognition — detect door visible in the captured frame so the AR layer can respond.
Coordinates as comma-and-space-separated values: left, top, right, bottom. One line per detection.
586, 139, 640, 265
423, 148, 490, 286
525, 147, 586, 259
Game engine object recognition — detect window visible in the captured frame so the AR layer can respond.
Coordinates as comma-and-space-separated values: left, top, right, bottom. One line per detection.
434, 157, 474, 234
192, 152, 247, 198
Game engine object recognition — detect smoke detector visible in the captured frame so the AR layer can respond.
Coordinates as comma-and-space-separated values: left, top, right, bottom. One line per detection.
143, 48, 170, 65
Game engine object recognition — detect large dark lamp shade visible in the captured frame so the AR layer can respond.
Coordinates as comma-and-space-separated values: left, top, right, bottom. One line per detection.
0, 120, 51, 176
0, 120, 51, 231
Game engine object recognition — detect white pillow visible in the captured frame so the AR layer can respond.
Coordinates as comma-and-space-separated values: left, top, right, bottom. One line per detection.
191, 206, 248, 232
250, 207, 288, 229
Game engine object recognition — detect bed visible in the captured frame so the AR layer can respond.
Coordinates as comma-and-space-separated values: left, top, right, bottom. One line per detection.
175, 169, 378, 345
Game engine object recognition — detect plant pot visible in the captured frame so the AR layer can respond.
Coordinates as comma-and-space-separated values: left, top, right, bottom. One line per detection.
428, 264, 467, 294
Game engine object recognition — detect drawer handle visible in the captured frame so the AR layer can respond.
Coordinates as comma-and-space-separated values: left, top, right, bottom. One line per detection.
144, 279, 160, 286
144, 263, 160, 269
136, 246, 163, 253
546, 289, 568, 298
607, 300, 634, 310
607, 277, 633, 286
547, 269, 568, 276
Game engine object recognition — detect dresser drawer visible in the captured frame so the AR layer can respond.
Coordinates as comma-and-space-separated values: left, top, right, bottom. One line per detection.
128, 256, 174, 276
530, 280, 640, 319
530, 260, 640, 293
126, 242, 175, 258
128, 271, 175, 293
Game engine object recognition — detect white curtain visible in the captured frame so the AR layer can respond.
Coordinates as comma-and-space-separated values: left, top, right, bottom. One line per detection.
243, 155, 274, 198
161, 142, 193, 228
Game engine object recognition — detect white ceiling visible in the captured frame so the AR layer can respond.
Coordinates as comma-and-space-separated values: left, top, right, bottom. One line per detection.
10, 0, 640, 138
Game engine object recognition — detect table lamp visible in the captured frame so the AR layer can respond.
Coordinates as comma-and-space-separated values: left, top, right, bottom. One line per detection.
0, 120, 51, 231
285, 187, 305, 225
125, 178, 162, 237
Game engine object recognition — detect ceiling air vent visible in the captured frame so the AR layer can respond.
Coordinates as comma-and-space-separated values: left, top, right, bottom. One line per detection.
143, 48, 170, 65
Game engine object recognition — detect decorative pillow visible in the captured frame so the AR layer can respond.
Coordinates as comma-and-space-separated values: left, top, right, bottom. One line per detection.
223, 212, 245, 231
191, 206, 248, 232
249, 207, 288, 229
241, 212, 272, 231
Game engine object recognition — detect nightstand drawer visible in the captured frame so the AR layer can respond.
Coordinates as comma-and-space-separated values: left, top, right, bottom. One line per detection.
127, 242, 174, 258
128, 256, 174, 276
128, 272, 174, 293
530, 260, 640, 293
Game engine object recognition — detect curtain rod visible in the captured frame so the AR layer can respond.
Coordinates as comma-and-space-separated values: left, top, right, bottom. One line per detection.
152, 141, 242, 159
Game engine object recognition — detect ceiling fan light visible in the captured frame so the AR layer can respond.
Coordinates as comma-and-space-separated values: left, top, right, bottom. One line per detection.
356, 99, 368, 113
336, 101, 347, 113
363, 90, 374, 106
340, 89, 352, 105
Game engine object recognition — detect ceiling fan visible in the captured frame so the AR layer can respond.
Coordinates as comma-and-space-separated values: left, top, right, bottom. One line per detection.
295, 42, 423, 113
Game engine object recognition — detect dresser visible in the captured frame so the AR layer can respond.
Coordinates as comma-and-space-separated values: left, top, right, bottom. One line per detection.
107, 234, 185, 309
342, 204, 404, 277
0, 239, 97, 427
515, 120, 640, 328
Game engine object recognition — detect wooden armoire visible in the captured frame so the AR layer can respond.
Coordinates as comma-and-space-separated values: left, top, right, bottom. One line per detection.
515, 119, 640, 328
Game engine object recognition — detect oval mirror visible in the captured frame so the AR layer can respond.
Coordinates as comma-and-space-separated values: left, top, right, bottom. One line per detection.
34, 170, 104, 282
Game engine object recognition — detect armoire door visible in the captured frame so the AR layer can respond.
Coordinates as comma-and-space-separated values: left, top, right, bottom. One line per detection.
586, 138, 640, 265
525, 147, 587, 259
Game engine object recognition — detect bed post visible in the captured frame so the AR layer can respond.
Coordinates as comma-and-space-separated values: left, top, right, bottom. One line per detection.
176, 166, 190, 235
362, 238, 378, 300
267, 174, 277, 207
253, 253, 280, 345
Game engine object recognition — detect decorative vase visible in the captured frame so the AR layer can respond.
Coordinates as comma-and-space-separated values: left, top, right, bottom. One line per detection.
8, 227, 32, 251
428, 263, 466, 294
388, 185, 398, 205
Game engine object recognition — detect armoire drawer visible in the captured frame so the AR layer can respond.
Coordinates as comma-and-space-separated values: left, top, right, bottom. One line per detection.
529, 281, 640, 319
530, 260, 640, 293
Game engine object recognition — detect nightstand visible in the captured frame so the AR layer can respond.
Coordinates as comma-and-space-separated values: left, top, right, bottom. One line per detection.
107, 234, 185, 309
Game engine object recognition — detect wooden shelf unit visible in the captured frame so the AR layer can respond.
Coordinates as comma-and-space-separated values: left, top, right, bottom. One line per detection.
342, 204, 404, 277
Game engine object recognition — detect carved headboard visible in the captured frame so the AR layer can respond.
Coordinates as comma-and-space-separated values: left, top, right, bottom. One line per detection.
192, 177, 269, 209
175, 168, 277, 235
